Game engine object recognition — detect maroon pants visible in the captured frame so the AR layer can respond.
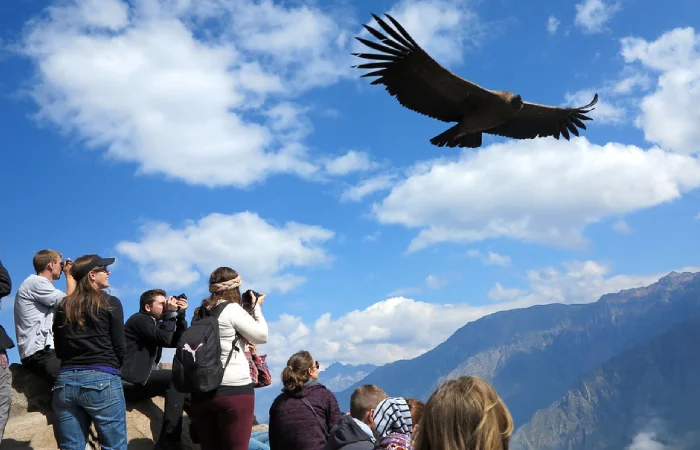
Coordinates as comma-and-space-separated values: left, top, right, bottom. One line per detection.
192, 393, 255, 450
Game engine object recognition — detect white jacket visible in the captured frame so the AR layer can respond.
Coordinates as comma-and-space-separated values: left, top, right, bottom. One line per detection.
216, 301, 268, 386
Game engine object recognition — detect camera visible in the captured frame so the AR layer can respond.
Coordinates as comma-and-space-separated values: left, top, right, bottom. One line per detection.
175, 293, 187, 312
241, 290, 260, 314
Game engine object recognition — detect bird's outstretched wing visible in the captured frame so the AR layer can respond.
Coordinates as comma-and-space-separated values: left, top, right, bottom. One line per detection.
484, 94, 599, 141
353, 13, 502, 123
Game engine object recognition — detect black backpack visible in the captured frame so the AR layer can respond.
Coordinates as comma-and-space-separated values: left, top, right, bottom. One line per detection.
172, 302, 240, 393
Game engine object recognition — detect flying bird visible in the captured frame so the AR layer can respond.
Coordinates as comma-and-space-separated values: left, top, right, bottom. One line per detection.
353, 13, 599, 148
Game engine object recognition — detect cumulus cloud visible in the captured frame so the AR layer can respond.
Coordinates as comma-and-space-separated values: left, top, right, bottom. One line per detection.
323, 150, 378, 176
574, 0, 621, 34
263, 261, 698, 372
370, 138, 700, 252
467, 250, 512, 267
547, 16, 560, 35
115, 212, 334, 292
565, 89, 626, 125
613, 219, 634, 234
620, 27, 700, 155
18, 0, 355, 188
340, 173, 398, 202
354, 0, 486, 67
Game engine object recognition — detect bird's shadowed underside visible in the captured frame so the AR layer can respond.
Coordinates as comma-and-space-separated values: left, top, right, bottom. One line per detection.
352, 13, 599, 149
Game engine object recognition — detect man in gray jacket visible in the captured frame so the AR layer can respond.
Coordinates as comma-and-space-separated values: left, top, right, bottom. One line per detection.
13, 249, 74, 382
0, 259, 15, 444
323, 385, 389, 450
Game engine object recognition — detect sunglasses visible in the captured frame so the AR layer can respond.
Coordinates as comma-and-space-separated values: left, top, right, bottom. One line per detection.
91, 266, 110, 274
314, 361, 320, 370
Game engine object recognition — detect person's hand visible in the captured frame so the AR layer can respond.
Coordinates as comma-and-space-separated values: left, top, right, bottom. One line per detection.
62, 259, 73, 276
176, 298, 188, 311
256, 293, 265, 308
246, 342, 257, 354
165, 296, 179, 311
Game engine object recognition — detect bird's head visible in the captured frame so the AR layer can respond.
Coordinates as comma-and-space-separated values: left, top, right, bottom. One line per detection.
509, 94, 523, 111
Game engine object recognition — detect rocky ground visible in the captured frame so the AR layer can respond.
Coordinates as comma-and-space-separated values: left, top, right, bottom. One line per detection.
2, 363, 268, 449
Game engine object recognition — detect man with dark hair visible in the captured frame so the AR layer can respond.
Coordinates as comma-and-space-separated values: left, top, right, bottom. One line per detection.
323, 384, 389, 450
0, 259, 15, 444
13, 249, 74, 382
121, 288, 189, 450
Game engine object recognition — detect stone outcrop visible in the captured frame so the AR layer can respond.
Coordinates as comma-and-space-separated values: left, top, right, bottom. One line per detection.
4, 364, 200, 449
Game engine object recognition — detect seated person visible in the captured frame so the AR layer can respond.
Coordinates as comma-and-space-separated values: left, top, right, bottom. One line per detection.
413, 376, 513, 450
372, 397, 415, 450
14, 250, 75, 383
323, 384, 389, 450
121, 289, 189, 450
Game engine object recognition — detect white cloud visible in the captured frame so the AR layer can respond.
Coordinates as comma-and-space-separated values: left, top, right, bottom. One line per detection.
565, 89, 626, 125
467, 250, 512, 267
547, 16, 560, 35
621, 27, 700, 155
695, 213, 700, 221
115, 211, 334, 292
627, 432, 666, 450
488, 283, 521, 301
323, 150, 378, 176
356, 0, 485, 67
574, 0, 621, 34
19, 0, 354, 188
613, 219, 634, 234
613, 73, 652, 95
371, 138, 700, 252
425, 274, 447, 289
263, 261, 698, 371
340, 173, 398, 202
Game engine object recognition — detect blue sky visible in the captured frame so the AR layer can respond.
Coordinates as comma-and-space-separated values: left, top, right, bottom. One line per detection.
1, 0, 699, 400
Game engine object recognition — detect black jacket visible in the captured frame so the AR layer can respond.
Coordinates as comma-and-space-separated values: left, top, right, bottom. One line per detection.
0, 260, 10, 299
323, 414, 374, 450
121, 309, 187, 385
0, 261, 14, 351
53, 295, 125, 370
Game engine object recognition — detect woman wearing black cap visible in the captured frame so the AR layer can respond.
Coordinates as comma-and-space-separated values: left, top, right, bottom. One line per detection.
51, 254, 127, 450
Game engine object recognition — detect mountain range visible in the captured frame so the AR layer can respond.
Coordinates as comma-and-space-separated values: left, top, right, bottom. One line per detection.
332, 270, 700, 448
512, 313, 700, 449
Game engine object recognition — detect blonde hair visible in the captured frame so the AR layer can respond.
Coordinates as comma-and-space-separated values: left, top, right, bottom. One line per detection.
414, 376, 513, 450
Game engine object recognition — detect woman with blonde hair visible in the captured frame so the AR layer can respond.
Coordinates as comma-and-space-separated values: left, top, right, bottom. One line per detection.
190, 267, 268, 450
51, 254, 126, 450
268, 350, 341, 450
414, 376, 513, 450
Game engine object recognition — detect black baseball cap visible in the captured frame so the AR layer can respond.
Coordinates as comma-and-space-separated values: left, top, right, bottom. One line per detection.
71, 255, 115, 280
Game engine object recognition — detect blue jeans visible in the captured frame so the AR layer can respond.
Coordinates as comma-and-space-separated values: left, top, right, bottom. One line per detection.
52, 370, 127, 450
249, 431, 270, 450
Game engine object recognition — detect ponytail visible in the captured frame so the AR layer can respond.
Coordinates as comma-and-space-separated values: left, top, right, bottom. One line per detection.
281, 351, 314, 393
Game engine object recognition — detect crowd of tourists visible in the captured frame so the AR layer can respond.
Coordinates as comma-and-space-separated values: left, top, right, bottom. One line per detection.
0, 250, 514, 450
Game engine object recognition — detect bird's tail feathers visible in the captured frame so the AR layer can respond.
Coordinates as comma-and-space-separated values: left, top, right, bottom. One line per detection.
430, 126, 482, 148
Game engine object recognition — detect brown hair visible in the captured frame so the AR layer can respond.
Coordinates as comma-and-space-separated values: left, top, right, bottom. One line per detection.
406, 398, 425, 426
198, 267, 241, 313
59, 254, 113, 328
140, 288, 166, 311
414, 376, 513, 450
350, 384, 388, 419
33, 249, 61, 274
281, 351, 314, 393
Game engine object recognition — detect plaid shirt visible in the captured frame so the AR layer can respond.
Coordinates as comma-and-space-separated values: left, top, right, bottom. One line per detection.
245, 351, 272, 388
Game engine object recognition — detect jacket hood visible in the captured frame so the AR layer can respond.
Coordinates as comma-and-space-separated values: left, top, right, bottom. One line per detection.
323, 415, 373, 450
283, 379, 326, 398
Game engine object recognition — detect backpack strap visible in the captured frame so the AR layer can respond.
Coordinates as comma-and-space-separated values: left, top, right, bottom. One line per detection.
302, 398, 327, 434
206, 302, 242, 371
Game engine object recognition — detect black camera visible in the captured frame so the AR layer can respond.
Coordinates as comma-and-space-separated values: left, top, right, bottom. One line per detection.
175, 293, 187, 312
241, 290, 260, 314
